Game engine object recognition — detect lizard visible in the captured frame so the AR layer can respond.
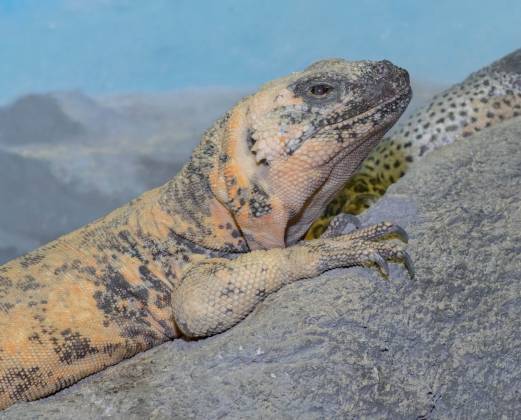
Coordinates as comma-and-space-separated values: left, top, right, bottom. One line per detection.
307, 48, 521, 239
0, 58, 412, 409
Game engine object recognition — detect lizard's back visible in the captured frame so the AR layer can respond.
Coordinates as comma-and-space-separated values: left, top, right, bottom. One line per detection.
0, 188, 182, 406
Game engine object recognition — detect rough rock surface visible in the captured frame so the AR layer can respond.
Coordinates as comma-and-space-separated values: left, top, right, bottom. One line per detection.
4, 118, 520, 419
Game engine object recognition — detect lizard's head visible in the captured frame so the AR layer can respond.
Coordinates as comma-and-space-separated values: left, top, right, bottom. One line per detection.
215, 58, 411, 249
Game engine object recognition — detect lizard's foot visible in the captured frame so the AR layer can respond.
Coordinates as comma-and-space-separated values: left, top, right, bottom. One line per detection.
364, 239, 414, 278
322, 215, 408, 243
314, 235, 415, 279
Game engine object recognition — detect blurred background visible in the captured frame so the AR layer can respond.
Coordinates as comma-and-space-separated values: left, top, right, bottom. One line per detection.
1, 0, 520, 263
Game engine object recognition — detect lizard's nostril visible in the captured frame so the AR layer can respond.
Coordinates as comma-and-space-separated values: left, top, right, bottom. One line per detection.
375, 61, 410, 87
375, 61, 392, 78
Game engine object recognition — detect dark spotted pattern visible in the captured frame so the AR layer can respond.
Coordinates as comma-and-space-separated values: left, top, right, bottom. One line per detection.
249, 183, 272, 218
51, 330, 99, 365
0, 367, 47, 404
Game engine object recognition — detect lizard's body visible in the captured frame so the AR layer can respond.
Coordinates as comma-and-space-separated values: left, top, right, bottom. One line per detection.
0, 59, 412, 408
308, 48, 521, 238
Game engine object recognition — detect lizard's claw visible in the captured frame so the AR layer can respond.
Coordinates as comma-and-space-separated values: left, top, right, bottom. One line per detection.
368, 252, 390, 277
402, 251, 415, 279
388, 224, 409, 243
320, 227, 414, 279
371, 242, 414, 279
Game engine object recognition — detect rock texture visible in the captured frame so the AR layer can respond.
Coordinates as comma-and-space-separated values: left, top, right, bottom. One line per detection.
4, 117, 519, 419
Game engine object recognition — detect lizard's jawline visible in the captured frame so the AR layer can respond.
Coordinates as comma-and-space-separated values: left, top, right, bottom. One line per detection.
306, 90, 410, 169
323, 87, 412, 132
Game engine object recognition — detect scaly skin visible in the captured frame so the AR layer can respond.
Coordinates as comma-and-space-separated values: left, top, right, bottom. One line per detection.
0, 58, 411, 409
307, 48, 521, 238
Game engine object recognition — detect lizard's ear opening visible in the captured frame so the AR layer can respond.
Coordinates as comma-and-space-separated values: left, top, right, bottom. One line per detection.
246, 130, 256, 149
246, 127, 291, 166
247, 131, 271, 166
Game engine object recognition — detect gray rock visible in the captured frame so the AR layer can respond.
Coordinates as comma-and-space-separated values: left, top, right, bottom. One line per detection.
4, 122, 520, 417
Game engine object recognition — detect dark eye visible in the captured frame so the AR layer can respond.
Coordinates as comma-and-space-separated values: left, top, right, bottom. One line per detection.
309, 84, 334, 96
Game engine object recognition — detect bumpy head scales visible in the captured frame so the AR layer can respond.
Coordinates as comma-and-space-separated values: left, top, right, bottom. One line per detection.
247, 59, 411, 166
215, 58, 411, 249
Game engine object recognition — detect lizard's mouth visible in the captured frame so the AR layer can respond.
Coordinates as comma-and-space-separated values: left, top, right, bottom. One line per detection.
300, 86, 411, 169
325, 86, 412, 133
280, 87, 412, 158
305, 86, 412, 165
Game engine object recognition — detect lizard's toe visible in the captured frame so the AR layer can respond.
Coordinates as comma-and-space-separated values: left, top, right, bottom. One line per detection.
373, 242, 414, 279
384, 224, 409, 243
402, 250, 415, 279
322, 213, 361, 238
348, 240, 414, 279
366, 251, 390, 277
338, 221, 409, 243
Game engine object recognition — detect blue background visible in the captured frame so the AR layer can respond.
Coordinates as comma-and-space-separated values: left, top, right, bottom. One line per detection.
0, 0, 520, 103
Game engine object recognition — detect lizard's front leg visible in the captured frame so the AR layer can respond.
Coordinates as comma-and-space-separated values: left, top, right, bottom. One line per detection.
172, 233, 412, 338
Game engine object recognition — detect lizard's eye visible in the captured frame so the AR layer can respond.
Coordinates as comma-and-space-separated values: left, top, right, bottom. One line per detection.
309, 83, 334, 97
293, 77, 341, 103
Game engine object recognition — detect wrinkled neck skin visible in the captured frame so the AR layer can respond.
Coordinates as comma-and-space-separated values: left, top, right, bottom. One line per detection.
284, 125, 390, 244
158, 100, 395, 253
157, 112, 250, 254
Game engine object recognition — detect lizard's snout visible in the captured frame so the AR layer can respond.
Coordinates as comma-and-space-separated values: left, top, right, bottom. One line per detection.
373, 60, 411, 97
